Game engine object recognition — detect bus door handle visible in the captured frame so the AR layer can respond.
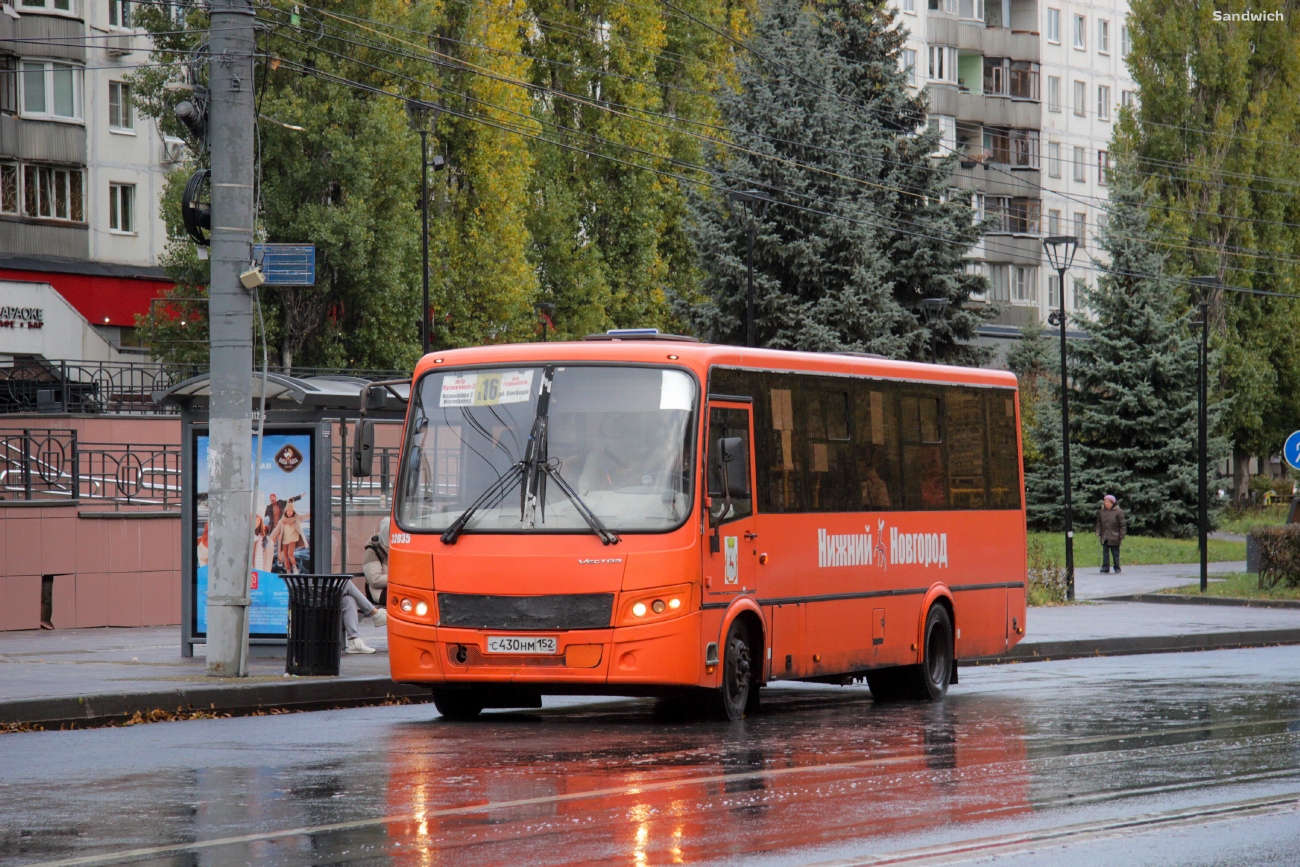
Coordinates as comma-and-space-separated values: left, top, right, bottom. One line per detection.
744, 531, 759, 540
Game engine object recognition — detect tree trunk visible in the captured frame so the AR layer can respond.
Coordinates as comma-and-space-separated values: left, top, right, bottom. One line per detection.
281, 342, 293, 376
1233, 445, 1250, 502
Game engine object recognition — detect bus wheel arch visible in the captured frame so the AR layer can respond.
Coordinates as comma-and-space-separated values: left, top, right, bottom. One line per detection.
917, 587, 955, 665
712, 602, 765, 719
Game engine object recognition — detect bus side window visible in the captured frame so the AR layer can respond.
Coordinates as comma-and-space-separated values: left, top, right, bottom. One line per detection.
987, 390, 1022, 508
707, 407, 753, 524
854, 384, 899, 510
805, 385, 855, 511
945, 389, 987, 509
901, 393, 948, 510
764, 381, 804, 512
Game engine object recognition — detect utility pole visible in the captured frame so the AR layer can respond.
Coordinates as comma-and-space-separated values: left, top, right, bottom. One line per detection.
727, 189, 770, 349
1191, 276, 1216, 594
205, 0, 257, 676
1043, 236, 1078, 602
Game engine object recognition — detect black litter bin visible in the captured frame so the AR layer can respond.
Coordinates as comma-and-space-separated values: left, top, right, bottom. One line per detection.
283, 574, 352, 676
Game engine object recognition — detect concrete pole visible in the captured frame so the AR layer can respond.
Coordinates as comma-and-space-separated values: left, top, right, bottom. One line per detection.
205, 0, 257, 676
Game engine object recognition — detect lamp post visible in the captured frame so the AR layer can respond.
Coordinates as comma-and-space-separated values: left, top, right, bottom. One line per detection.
535, 302, 556, 342
406, 99, 438, 357
1190, 276, 1216, 594
727, 189, 771, 348
919, 298, 950, 364
1043, 235, 1079, 601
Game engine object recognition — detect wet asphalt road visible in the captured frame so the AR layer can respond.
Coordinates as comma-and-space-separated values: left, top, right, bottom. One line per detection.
3, 647, 1300, 867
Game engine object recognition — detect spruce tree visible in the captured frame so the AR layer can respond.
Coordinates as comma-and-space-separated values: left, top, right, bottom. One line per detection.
1069, 163, 1226, 537
682, 0, 990, 360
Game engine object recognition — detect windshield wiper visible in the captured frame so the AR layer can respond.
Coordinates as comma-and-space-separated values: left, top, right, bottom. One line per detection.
440, 464, 523, 545
542, 458, 620, 545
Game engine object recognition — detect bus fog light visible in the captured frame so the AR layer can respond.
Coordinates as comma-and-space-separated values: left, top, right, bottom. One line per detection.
415, 601, 429, 617
400, 598, 413, 613
652, 599, 666, 614
668, 598, 681, 610
632, 602, 647, 617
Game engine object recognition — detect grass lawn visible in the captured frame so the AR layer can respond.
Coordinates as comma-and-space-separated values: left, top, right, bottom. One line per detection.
1161, 572, 1300, 601
1027, 532, 1246, 567
1217, 504, 1290, 536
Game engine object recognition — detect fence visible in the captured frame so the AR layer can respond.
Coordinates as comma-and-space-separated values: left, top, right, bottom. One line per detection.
0, 428, 183, 509
0, 359, 407, 416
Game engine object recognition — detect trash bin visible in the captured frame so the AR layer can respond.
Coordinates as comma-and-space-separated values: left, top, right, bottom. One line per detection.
283, 573, 352, 676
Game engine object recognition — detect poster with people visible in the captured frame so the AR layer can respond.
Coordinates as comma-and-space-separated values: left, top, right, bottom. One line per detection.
194, 431, 314, 637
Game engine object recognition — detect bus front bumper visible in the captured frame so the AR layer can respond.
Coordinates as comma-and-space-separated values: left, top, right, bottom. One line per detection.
387, 611, 708, 689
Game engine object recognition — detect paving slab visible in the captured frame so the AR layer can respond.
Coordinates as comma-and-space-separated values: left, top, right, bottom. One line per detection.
1072, 560, 1246, 599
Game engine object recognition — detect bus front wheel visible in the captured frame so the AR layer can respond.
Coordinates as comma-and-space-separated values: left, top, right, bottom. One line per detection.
432, 689, 484, 720
709, 618, 754, 721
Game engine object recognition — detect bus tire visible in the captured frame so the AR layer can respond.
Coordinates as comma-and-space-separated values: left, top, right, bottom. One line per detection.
865, 666, 910, 702
709, 618, 753, 721
432, 689, 484, 720
909, 603, 954, 701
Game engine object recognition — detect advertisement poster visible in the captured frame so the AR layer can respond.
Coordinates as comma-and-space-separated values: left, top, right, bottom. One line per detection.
194, 431, 313, 637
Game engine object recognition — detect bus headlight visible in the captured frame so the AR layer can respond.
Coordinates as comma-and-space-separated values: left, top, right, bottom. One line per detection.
618, 584, 692, 626
400, 598, 413, 613
415, 601, 429, 617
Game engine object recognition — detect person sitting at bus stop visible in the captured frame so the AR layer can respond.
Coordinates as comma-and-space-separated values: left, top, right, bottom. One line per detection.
342, 580, 387, 654
1097, 494, 1126, 574
362, 517, 390, 606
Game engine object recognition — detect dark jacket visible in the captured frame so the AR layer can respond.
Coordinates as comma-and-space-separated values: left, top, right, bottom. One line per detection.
1096, 504, 1127, 545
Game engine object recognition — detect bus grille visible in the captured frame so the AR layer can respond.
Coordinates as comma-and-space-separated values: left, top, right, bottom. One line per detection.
437, 593, 614, 630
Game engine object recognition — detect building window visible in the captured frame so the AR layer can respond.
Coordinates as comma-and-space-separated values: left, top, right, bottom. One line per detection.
1122, 25, 1131, 57
17, 163, 83, 221
1013, 266, 1038, 303
1073, 146, 1087, 182
108, 81, 134, 131
986, 196, 1041, 234
17, 0, 74, 12
958, 0, 984, 20
1098, 85, 1111, 120
109, 0, 132, 28
1047, 209, 1061, 235
1098, 19, 1110, 54
1048, 273, 1061, 308
928, 45, 959, 84
929, 0, 958, 13
903, 49, 917, 86
109, 183, 135, 233
982, 128, 1039, 168
0, 162, 17, 213
984, 58, 1040, 100
1073, 14, 1086, 49
1073, 277, 1087, 310
902, 0, 915, 12
988, 264, 1010, 301
1073, 80, 1086, 116
929, 115, 957, 154
1098, 150, 1110, 184
1122, 89, 1136, 109
1048, 143, 1061, 177
0, 56, 16, 115
1074, 212, 1087, 247
1047, 8, 1061, 43
1097, 213, 1109, 235
1047, 75, 1061, 111
20, 60, 81, 121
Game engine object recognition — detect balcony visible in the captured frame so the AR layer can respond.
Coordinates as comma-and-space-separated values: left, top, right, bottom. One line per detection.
983, 196, 1041, 235
983, 59, 1040, 101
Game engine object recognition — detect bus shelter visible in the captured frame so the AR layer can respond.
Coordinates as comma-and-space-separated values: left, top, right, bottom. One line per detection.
160, 373, 408, 657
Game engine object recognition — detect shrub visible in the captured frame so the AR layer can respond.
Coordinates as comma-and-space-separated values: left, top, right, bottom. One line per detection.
1027, 537, 1069, 605
1253, 525, 1300, 589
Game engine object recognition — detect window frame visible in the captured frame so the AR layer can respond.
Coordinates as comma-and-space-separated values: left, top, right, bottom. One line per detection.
1097, 85, 1111, 121
1073, 80, 1087, 116
1098, 150, 1110, 185
1046, 8, 1061, 43
1047, 75, 1061, 111
1073, 14, 1086, 49
1047, 142, 1061, 178
1074, 212, 1087, 248
15, 161, 84, 222
108, 182, 136, 234
928, 45, 959, 85
1073, 146, 1087, 182
1098, 19, 1110, 54
108, 0, 133, 29
108, 80, 135, 132
16, 0, 76, 17
19, 59, 82, 122
903, 49, 918, 86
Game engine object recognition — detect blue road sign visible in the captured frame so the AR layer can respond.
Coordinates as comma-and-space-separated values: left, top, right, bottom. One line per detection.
253, 244, 315, 286
1285, 430, 1300, 471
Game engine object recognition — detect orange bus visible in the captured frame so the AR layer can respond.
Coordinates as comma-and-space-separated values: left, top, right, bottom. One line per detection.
380, 331, 1027, 720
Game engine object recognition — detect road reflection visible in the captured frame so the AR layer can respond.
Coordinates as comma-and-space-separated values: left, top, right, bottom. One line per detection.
378, 690, 1030, 865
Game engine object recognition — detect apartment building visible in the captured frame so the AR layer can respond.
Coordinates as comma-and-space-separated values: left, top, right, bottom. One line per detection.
0, 0, 176, 353
894, 0, 1135, 333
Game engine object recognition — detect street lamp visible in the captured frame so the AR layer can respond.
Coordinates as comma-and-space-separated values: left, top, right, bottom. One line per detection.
727, 189, 771, 348
919, 297, 950, 364
406, 99, 439, 357
534, 302, 556, 342
1190, 275, 1216, 595
1043, 235, 1079, 601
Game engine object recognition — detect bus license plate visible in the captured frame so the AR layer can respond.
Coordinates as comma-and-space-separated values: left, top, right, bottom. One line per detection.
486, 636, 558, 655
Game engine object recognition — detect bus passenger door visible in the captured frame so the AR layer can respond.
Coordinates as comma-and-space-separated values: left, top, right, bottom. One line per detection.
703, 404, 757, 602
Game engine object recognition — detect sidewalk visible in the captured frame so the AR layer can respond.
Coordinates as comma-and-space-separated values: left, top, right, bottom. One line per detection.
3, 561, 1299, 728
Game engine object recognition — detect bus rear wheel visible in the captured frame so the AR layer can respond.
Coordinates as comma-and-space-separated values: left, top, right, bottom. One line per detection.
867, 604, 954, 702
432, 689, 484, 720
709, 618, 754, 721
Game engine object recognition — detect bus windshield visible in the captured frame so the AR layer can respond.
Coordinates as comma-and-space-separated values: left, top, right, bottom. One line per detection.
396, 365, 698, 534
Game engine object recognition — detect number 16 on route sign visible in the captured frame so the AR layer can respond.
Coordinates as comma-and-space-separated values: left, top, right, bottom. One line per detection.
1285, 430, 1300, 471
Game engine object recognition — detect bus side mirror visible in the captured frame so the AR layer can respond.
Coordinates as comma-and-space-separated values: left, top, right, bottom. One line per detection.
717, 436, 749, 499
364, 387, 388, 412
352, 419, 375, 478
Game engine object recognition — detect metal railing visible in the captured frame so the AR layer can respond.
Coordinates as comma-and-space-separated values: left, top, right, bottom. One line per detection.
0, 358, 408, 416
0, 428, 183, 508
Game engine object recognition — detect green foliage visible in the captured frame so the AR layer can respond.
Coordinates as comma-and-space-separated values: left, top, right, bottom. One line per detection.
1252, 524, 1300, 589
1117, 0, 1300, 477
1068, 161, 1229, 537
1026, 536, 1069, 606
1165, 571, 1300, 600
681, 0, 992, 360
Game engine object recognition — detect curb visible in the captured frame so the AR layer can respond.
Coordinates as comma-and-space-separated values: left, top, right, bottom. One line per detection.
1096, 593, 1300, 610
0, 676, 431, 729
963, 628, 1300, 666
